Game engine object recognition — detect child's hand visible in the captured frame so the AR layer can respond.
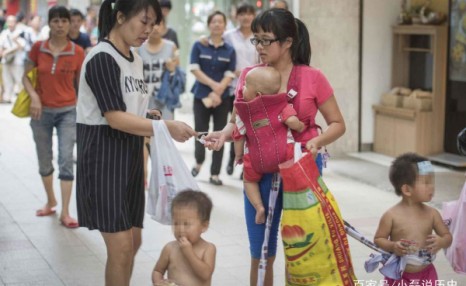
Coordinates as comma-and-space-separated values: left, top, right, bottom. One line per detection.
393, 240, 407, 256
426, 234, 442, 254
178, 236, 193, 252
234, 154, 243, 165
165, 58, 176, 73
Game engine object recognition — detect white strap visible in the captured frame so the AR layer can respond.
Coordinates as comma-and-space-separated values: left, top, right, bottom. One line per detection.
294, 142, 302, 163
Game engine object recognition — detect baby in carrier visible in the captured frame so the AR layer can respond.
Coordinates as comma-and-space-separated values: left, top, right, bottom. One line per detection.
233, 66, 305, 224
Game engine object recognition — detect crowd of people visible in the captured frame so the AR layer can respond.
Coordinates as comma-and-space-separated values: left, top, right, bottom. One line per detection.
0, 0, 461, 286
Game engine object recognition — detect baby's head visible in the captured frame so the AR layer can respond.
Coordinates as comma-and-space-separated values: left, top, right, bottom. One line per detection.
243, 66, 281, 99
171, 190, 213, 242
389, 153, 435, 201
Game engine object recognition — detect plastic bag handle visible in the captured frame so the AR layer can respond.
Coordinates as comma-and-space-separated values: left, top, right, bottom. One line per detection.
294, 142, 303, 163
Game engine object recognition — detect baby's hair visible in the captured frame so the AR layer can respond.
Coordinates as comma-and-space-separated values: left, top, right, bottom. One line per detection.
246, 66, 281, 95
389, 152, 429, 196
171, 190, 213, 222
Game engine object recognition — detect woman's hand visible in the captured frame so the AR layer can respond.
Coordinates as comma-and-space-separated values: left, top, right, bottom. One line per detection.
29, 94, 42, 120
212, 84, 225, 97
208, 92, 222, 108
203, 122, 234, 150
164, 120, 197, 142
203, 130, 227, 151
305, 137, 320, 158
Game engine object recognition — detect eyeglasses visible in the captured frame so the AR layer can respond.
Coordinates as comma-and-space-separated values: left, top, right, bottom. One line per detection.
250, 37, 280, 46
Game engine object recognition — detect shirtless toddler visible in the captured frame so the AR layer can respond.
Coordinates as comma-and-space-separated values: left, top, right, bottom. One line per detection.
374, 153, 452, 285
153, 190, 216, 286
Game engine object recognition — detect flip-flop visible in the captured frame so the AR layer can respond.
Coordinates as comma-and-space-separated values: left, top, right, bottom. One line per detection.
36, 208, 56, 217
60, 217, 79, 228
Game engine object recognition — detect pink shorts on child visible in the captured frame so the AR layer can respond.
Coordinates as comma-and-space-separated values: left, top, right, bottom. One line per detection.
243, 144, 295, 182
384, 264, 438, 286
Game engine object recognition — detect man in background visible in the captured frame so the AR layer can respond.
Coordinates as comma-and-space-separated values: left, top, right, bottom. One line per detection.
159, 0, 179, 48
69, 9, 92, 53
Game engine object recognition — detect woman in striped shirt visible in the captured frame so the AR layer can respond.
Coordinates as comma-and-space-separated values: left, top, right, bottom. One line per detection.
76, 1, 195, 285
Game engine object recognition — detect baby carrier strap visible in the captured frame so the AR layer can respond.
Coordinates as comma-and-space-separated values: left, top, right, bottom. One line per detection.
286, 65, 324, 141
235, 93, 290, 174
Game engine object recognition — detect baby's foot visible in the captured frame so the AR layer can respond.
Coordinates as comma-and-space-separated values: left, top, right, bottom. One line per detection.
255, 205, 265, 224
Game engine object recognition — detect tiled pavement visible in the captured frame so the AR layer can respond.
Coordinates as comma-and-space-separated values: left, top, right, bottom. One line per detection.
1, 103, 465, 286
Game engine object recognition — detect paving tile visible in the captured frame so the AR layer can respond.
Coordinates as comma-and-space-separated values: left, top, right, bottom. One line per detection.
52, 256, 104, 281
1, 268, 63, 285
0, 258, 51, 275
0, 248, 44, 266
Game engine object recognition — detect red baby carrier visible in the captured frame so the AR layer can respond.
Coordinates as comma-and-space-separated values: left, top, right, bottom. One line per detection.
234, 93, 290, 174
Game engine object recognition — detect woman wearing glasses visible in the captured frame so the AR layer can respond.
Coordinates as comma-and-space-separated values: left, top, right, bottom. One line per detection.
205, 8, 346, 285
189, 10, 236, 186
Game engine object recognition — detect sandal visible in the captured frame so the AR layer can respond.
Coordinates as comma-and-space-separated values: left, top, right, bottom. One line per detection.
60, 216, 79, 228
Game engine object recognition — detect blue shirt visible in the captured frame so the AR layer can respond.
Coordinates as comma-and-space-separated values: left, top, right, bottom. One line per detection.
189, 40, 236, 99
70, 32, 92, 50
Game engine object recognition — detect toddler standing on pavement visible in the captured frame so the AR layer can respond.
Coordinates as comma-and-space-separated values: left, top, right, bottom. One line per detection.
374, 153, 452, 285
153, 190, 216, 286
233, 66, 305, 224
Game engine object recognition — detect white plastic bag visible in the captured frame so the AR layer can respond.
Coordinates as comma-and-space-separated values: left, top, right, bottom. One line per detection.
441, 182, 466, 274
146, 120, 200, 225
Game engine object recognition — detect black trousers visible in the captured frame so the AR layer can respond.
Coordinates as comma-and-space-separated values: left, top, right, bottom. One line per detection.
193, 97, 230, 176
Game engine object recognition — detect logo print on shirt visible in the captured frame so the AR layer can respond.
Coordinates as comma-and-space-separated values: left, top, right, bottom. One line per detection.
125, 76, 148, 94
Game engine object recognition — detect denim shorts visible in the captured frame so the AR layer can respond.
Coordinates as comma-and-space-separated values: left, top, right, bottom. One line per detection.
30, 106, 76, 180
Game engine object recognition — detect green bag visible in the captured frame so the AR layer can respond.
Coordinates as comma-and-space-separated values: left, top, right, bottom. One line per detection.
11, 68, 37, 118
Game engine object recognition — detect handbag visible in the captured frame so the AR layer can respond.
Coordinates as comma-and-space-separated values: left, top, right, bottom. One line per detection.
146, 120, 200, 225
279, 144, 356, 285
11, 68, 37, 118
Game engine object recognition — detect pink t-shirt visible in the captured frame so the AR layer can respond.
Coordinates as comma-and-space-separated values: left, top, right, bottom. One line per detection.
235, 64, 334, 145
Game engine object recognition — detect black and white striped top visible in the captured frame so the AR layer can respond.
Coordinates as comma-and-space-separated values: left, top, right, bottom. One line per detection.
76, 40, 149, 232
77, 40, 149, 125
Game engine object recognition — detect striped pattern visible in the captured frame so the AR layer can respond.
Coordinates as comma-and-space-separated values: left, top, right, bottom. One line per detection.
84, 52, 127, 115
76, 124, 145, 232
76, 41, 148, 233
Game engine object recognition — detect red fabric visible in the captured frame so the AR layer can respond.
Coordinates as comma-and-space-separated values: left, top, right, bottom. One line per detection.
29, 40, 84, 108
235, 64, 334, 145
242, 154, 262, 182
232, 125, 243, 141
234, 92, 290, 174
278, 103, 298, 123
243, 144, 295, 182
384, 264, 438, 286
